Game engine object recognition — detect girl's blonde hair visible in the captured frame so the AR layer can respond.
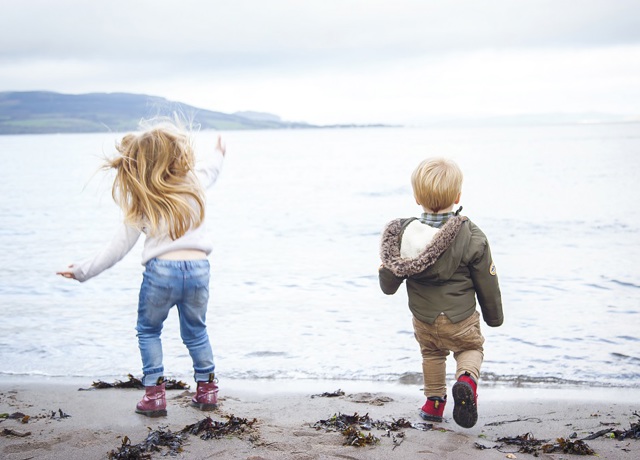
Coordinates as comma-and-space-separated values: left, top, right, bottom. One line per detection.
411, 157, 463, 212
107, 122, 205, 240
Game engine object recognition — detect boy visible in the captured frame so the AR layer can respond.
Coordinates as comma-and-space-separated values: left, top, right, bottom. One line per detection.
378, 157, 503, 428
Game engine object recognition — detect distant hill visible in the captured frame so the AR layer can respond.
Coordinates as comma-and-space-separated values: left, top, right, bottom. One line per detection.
0, 91, 315, 134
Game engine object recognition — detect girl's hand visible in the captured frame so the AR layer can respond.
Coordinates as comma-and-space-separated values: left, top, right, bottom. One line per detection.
56, 265, 77, 280
216, 135, 226, 156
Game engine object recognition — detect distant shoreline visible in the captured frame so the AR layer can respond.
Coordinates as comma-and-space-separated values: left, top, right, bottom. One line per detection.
2, 90, 637, 135
0, 91, 395, 135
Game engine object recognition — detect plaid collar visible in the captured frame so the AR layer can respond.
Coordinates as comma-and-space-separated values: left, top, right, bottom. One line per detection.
419, 211, 455, 228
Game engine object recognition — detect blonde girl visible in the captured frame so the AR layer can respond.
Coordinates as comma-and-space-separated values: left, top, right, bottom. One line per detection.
58, 121, 226, 417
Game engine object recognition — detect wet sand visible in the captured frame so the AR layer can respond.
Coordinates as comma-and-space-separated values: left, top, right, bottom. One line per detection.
1, 378, 638, 459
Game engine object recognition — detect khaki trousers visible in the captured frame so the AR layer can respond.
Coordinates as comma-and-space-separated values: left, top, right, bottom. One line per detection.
412, 310, 485, 398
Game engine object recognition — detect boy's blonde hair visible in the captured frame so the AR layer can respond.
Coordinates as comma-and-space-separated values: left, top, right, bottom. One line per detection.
411, 157, 463, 212
107, 122, 205, 240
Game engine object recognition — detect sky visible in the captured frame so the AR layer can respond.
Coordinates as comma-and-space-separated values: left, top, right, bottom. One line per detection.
1, 0, 640, 125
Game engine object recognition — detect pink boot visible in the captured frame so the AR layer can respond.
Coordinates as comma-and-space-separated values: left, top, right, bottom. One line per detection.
419, 396, 446, 422
191, 378, 218, 411
452, 372, 478, 428
135, 383, 167, 417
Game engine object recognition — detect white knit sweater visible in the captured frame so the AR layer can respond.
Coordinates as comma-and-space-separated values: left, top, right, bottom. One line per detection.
72, 149, 224, 282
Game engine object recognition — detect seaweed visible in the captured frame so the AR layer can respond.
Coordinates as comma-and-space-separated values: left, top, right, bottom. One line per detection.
311, 389, 345, 398
0, 409, 70, 425
50, 409, 71, 420
611, 410, 640, 440
381, 427, 406, 450
580, 411, 640, 441
314, 413, 372, 432
108, 415, 257, 459
372, 417, 414, 431
1, 428, 32, 437
391, 431, 405, 449
491, 432, 596, 456
79, 374, 189, 391
580, 427, 614, 440
411, 422, 435, 431
473, 442, 492, 450
480, 411, 637, 457
485, 417, 542, 426
542, 437, 595, 455
108, 427, 188, 460
342, 425, 379, 447
182, 415, 257, 440
2, 412, 29, 424
313, 413, 435, 448
496, 432, 548, 455
313, 413, 378, 447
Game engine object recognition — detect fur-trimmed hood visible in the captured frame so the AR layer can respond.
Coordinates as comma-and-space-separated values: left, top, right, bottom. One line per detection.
380, 216, 468, 279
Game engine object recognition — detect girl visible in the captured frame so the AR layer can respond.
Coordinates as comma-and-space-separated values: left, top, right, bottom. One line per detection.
58, 121, 226, 417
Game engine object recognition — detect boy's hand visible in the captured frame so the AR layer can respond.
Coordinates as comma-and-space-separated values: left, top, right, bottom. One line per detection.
216, 135, 226, 156
56, 265, 77, 280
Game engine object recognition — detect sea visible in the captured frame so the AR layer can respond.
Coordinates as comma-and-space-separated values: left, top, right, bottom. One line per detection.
1, 124, 639, 389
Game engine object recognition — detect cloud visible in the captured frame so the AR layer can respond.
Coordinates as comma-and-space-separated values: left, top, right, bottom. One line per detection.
1, 1, 640, 124
4, 1, 640, 63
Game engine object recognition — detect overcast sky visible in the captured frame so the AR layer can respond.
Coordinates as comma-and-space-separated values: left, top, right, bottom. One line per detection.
2, 0, 640, 125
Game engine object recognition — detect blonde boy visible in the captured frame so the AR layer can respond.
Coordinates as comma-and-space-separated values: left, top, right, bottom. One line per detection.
379, 157, 503, 428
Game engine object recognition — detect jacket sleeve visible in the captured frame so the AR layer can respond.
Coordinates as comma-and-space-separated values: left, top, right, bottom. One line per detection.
379, 266, 404, 295
469, 241, 504, 327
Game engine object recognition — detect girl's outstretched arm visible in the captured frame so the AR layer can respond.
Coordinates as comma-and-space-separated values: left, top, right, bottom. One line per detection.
57, 223, 141, 283
56, 266, 77, 279
195, 135, 226, 189
216, 135, 226, 156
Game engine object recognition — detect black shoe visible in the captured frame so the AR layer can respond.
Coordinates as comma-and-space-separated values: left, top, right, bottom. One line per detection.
452, 374, 477, 428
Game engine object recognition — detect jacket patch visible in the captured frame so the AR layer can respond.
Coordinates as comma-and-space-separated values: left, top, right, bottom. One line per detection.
489, 263, 497, 276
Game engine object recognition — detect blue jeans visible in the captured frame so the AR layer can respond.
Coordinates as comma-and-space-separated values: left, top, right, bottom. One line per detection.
136, 258, 215, 386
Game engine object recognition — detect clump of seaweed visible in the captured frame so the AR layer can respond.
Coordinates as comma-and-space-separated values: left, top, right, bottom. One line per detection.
313, 412, 434, 447
487, 432, 596, 456
311, 389, 345, 398
373, 417, 414, 431
182, 415, 257, 440
1, 412, 29, 424
541, 437, 595, 455
80, 374, 189, 391
1, 409, 70, 424
314, 413, 371, 432
496, 432, 548, 455
479, 411, 639, 457
313, 413, 379, 446
108, 415, 258, 459
50, 408, 71, 420
108, 427, 188, 459
342, 425, 380, 447
612, 410, 640, 440
1, 428, 32, 438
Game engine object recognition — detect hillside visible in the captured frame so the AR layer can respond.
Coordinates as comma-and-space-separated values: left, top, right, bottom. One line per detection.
0, 91, 314, 134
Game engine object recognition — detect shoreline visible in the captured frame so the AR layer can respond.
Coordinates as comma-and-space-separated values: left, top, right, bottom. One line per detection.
2, 378, 639, 459
2, 371, 639, 390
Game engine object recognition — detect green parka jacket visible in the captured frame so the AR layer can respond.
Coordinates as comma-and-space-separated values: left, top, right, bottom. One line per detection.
379, 215, 503, 327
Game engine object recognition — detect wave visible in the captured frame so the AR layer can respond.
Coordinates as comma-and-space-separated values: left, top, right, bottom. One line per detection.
2, 369, 638, 389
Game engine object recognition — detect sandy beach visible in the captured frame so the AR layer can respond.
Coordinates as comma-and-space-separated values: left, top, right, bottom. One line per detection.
1, 378, 639, 459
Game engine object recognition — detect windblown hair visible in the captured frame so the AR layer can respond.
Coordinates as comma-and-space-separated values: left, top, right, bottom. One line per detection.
107, 122, 205, 240
411, 157, 463, 212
